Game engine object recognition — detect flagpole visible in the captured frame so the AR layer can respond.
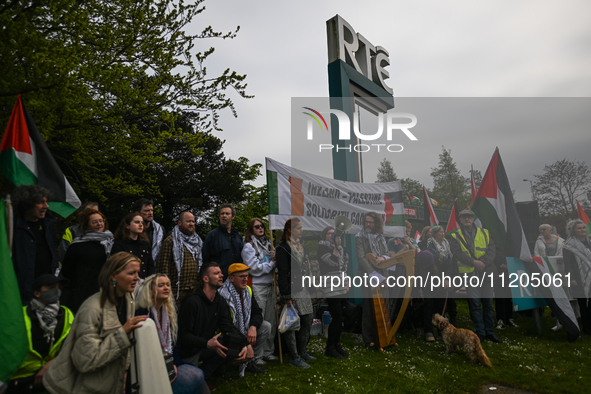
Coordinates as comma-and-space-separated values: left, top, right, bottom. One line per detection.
4, 195, 13, 250
269, 228, 283, 365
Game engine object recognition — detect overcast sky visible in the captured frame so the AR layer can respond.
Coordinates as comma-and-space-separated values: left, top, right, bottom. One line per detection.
186, 0, 591, 203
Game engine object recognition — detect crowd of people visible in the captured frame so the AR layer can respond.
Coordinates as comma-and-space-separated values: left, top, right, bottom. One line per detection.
7, 184, 591, 393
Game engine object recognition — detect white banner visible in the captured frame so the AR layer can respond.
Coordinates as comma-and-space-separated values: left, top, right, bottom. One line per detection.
266, 157, 405, 237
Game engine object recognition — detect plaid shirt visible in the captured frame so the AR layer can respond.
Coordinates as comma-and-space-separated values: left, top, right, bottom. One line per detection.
157, 235, 200, 295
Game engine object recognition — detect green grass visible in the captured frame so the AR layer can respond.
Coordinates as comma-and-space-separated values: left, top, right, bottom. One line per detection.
213, 301, 591, 393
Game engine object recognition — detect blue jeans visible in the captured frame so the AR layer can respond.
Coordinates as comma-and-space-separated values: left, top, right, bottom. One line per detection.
466, 273, 495, 336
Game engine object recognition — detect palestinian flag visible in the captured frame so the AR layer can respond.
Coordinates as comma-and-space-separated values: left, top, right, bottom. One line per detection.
472, 149, 529, 259
576, 200, 591, 234
414, 230, 421, 243
423, 186, 438, 226
532, 257, 580, 342
0, 200, 29, 383
473, 148, 579, 341
446, 201, 459, 235
0, 95, 80, 217
409, 195, 421, 205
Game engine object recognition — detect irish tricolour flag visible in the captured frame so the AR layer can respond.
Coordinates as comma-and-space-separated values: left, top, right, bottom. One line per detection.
473, 148, 579, 341
0, 95, 81, 217
266, 158, 405, 237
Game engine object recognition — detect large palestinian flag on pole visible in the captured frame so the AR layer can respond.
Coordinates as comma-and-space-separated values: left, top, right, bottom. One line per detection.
473, 148, 579, 341
0, 95, 80, 217
266, 157, 405, 237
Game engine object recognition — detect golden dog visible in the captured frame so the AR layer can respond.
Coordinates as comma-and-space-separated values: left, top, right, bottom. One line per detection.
432, 313, 492, 367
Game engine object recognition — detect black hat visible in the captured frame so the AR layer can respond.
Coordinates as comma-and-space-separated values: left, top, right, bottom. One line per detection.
32, 274, 68, 292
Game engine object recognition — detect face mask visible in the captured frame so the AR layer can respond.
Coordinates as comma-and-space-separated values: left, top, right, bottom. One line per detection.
40, 288, 61, 304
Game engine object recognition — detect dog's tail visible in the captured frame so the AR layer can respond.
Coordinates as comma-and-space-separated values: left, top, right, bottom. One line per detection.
477, 349, 492, 368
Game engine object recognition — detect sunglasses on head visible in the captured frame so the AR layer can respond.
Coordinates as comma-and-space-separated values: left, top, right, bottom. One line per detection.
253, 224, 265, 229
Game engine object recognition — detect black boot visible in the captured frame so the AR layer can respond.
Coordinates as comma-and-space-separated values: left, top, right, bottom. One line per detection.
325, 345, 344, 359
335, 343, 349, 358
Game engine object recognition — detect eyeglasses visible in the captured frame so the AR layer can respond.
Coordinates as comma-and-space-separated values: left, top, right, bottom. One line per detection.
253, 224, 265, 229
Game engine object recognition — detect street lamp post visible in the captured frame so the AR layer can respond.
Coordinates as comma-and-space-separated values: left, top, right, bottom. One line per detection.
523, 179, 535, 200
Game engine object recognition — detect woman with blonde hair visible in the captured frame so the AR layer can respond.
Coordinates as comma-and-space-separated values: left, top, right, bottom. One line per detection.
534, 224, 565, 257
44, 252, 147, 393
136, 274, 203, 394
136, 274, 205, 393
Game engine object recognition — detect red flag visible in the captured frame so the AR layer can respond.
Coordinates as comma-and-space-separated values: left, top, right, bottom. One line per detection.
414, 230, 421, 242
423, 186, 439, 226
446, 202, 459, 235
576, 200, 591, 233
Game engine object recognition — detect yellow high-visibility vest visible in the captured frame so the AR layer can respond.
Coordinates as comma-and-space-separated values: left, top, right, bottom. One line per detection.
11, 305, 74, 380
452, 227, 490, 273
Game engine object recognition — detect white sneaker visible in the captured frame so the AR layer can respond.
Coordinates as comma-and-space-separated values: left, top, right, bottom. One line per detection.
255, 358, 267, 366
507, 318, 519, 328
496, 319, 506, 329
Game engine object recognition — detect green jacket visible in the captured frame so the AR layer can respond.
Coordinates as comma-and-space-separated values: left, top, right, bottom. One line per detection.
11, 305, 74, 380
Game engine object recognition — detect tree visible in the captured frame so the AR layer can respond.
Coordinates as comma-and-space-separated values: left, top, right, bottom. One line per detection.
400, 178, 426, 206
0, 0, 252, 204
533, 159, 591, 216
376, 158, 397, 183
430, 146, 470, 209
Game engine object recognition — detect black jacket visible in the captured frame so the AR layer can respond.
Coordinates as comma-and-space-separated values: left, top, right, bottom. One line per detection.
202, 226, 244, 278
276, 241, 310, 302
111, 238, 155, 278
13, 213, 59, 305
178, 287, 246, 358
61, 241, 108, 313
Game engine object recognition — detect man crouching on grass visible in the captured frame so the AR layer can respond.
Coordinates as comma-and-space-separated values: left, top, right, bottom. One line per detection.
218, 263, 271, 375
179, 262, 253, 389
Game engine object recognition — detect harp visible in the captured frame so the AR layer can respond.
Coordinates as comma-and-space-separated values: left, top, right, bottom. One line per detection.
365, 250, 415, 349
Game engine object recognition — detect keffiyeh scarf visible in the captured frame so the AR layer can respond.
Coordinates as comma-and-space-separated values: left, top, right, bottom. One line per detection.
151, 305, 173, 354
218, 279, 251, 335
356, 229, 388, 256
251, 235, 273, 260
428, 237, 452, 261
151, 220, 164, 262
172, 225, 202, 298
318, 240, 347, 272
30, 298, 60, 347
71, 230, 114, 257
564, 236, 591, 298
